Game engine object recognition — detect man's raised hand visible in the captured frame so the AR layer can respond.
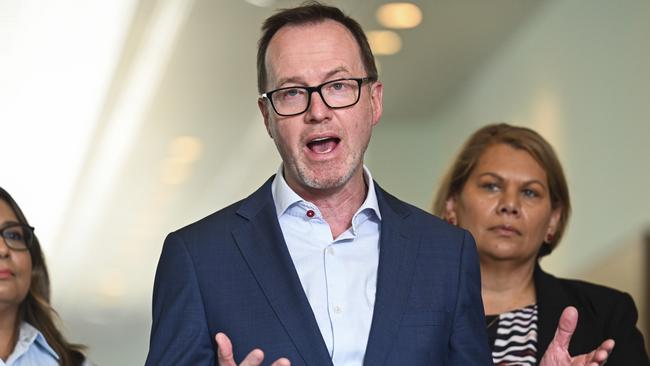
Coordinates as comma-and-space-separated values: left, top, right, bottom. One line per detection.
215, 332, 290, 366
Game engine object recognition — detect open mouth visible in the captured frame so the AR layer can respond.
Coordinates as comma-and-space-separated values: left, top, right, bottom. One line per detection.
306, 137, 340, 154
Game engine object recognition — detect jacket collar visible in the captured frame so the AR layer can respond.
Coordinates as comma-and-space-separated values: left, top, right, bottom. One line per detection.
534, 263, 598, 360
535, 263, 567, 359
270, 165, 382, 221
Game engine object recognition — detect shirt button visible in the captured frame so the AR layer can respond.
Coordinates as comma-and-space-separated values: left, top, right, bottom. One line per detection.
327, 247, 335, 255
334, 305, 342, 314
306, 209, 315, 218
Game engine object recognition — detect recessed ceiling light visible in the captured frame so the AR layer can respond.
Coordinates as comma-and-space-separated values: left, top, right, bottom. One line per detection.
376, 2, 422, 29
366, 30, 402, 56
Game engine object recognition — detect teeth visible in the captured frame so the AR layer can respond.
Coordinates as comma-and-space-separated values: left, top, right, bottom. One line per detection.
311, 137, 330, 142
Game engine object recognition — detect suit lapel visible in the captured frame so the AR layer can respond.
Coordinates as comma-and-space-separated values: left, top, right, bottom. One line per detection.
232, 178, 333, 366
535, 265, 570, 360
363, 185, 419, 366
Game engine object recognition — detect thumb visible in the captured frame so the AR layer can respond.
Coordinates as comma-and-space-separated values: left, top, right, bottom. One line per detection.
551, 306, 578, 349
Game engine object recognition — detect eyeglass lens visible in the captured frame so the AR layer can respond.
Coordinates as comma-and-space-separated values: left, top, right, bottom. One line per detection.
271, 79, 361, 115
1, 224, 32, 250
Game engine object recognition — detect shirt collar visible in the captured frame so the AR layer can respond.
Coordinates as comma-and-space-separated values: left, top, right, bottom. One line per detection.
271, 164, 382, 221
6, 322, 59, 364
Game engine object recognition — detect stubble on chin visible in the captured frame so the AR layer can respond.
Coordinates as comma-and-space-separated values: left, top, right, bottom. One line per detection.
292, 152, 360, 191
296, 164, 350, 190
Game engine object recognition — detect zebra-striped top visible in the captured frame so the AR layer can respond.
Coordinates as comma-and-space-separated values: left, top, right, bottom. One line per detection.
486, 304, 538, 366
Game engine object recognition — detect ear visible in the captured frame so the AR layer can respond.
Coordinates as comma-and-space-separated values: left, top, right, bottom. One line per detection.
258, 97, 273, 138
369, 81, 383, 127
444, 197, 458, 225
546, 206, 562, 237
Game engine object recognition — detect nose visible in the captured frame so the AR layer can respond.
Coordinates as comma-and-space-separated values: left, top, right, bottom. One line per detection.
304, 90, 332, 123
497, 189, 520, 216
0, 238, 10, 258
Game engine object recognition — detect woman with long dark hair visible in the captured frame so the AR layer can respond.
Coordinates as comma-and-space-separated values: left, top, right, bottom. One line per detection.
0, 186, 87, 365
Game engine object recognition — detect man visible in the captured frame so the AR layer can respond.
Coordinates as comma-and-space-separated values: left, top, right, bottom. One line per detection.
145, 3, 490, 365
145, 3, 612, 366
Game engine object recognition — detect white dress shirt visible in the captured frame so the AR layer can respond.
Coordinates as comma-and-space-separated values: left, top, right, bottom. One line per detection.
271, 165, 382, 366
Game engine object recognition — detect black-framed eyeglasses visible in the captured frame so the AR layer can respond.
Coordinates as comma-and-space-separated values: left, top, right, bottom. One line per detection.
261, 77, 376, 117
0, 222, 34, 251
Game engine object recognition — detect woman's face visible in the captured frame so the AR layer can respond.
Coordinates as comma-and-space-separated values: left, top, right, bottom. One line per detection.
446, 143, 561, 265
0, 199, 32, 309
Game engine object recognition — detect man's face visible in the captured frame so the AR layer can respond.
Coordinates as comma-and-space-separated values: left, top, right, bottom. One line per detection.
259, 20, 383, 194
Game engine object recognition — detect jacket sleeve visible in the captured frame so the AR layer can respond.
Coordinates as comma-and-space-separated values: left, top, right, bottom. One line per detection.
145, 232, 215, 366
446, 230, 493, 365
606, 292, 650, 365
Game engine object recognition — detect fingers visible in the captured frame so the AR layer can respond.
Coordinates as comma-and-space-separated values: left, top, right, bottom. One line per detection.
216, 333, 264, 366
271, 358, 291, 366
216, 333, 237, 366
587, 339, 615, 366
549, 308, 615, 366
215, 332, 289, 366
239, 349, 265, 366
598, 339, 615, 354
552, 306, 579, 349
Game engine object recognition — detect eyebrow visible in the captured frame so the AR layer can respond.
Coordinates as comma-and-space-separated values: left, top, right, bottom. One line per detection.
0, 220, 21, 229
275, 67, 350, 88
476, 172, 547, 188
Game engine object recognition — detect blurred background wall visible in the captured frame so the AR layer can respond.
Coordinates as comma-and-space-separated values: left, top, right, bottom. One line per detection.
1, 0, 648, 364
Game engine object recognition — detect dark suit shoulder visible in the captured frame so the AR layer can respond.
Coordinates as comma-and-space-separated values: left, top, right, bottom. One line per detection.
538, 268, 634, 313
169, 177, 274, 246
377, 184, 469, 233
167, 197, 242, 243
374, 183, 473, 257
541, 272, 642, 336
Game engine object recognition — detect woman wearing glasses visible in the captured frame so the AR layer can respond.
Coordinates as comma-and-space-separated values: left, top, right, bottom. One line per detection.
432, 124, 648, 365
0, 187, 87, 365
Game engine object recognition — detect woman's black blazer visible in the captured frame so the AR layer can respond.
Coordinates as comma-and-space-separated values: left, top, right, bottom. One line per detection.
534, 264, 649, 365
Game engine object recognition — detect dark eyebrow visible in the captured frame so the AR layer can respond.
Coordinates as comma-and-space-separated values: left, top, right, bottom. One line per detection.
476, 172, 547, 189
275, 67, 350, 88
0, 220, 21, 230
476, 172, 503, 182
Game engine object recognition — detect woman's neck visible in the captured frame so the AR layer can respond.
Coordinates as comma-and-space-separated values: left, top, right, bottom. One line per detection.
0, 306, 19, 361
481, 259, 537, 315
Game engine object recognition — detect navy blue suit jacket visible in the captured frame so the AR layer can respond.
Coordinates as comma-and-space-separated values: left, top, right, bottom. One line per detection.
145, 177, 492, 365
